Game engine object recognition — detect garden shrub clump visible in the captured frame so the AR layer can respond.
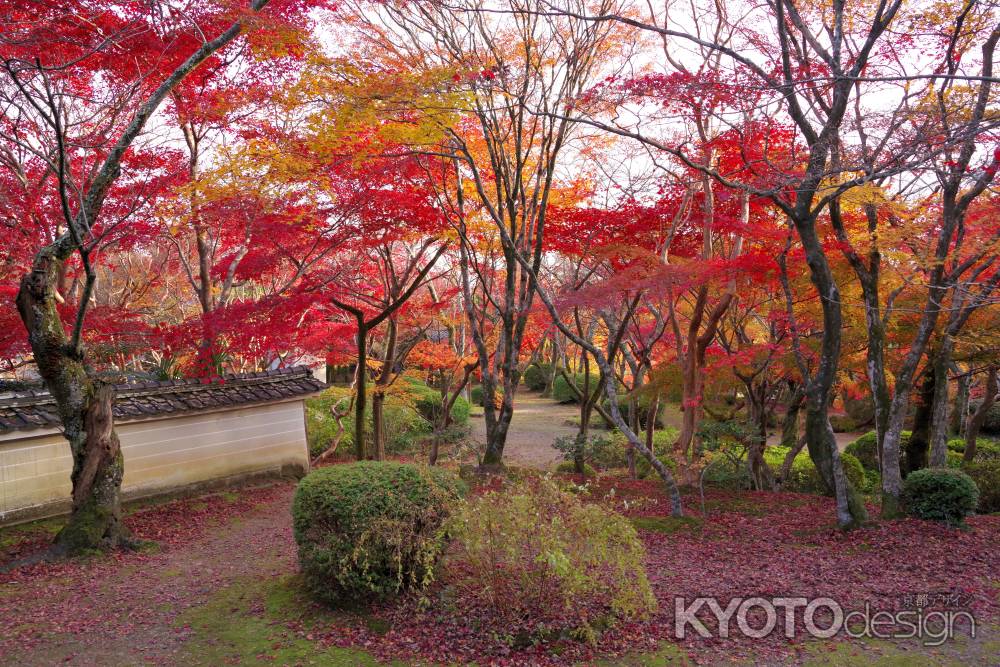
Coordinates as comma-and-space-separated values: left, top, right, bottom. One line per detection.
555, 460, 597, 477
962, 460, 1000, 513
292, 462, 465, 605
902, 468, 980, 526
761, 447, 867, 493
404, 378, 471, 425
445, 479, 656, 639
305, 382, 469, 458
970, 400, 1000, 434
948, 437, 1000, 461
606, 428, 679, 477
522, 363, 551, 391
551, 372, 600, 404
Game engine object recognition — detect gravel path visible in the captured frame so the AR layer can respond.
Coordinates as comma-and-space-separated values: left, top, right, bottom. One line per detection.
469, 390, 581, 469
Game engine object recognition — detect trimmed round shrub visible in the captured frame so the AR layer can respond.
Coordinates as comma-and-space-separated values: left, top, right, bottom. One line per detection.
902, 468, 980, 526
702, 457, 752, 490
522, 363, 551, 391
963, 460, 1000, 513
551, 372, 599, 404
785, 451, 867, 494
292, 462, 465, 605
841, 388, 875, 426
845, 430, 912, 471
305, 387, 438, 457
445, 479, 656, 635
470, 385, 485, 406
602, 393, 664, 429
406, 379, 470, 426
555, 461, 597, 477
829, 414, 859, 433
845, 431, 878, 470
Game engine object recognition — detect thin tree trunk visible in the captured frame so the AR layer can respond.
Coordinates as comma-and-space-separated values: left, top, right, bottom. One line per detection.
929, 339, 953, 467
952, 365, 970, 437
353, 321, 368, 460
965, 366, 998, 462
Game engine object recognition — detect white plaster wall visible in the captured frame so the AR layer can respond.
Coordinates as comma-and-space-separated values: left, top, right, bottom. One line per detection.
0, 399, 309, 523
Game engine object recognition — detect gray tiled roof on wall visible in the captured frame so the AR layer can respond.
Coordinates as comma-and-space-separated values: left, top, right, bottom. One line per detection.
0, 366, 326, 435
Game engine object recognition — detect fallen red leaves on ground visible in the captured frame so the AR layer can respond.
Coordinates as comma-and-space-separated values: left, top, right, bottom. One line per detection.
1, 475, 997, 665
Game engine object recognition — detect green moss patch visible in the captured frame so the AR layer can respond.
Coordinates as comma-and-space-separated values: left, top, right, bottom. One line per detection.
629, 516, 703, 534
175, 575, 403, 666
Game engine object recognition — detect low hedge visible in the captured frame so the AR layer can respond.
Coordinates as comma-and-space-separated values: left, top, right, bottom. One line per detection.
902, 468, 979, 526
828, 414, 860, 433
947, 437, 1000, 461
292, 462, 465, 605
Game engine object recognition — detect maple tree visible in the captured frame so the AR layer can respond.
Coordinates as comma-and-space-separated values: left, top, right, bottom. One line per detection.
0, 0, 321, 552
1, 0, 998, 550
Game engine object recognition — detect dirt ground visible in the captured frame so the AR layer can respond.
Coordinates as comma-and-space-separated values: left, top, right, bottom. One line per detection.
469, 390, 862, 469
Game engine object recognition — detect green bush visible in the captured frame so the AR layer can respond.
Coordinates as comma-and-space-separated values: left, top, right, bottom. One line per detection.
763, 446, 867, 493
962, 460, 1000, 513
845, 430, 913, 471
829, 414, 859, 433
701, 457, 752, 489
470, 385, 485, 406
305, 386, 442, 457
602, 393, 664, 429
947, 437, 1000, 461
446, 479, 656, 632
523, 363, 551, 391
607, 428, 679, 478
292, 462, 465, 605
902, 468, 979, 526
404, 379, 470, 426
970, 400, 1000, 434
555, 461, 597, 477
305, 387, 355, 457
552, 372, 599, 404
552, 433, 615, 471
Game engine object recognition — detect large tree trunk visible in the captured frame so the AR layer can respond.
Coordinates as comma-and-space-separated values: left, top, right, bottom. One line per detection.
928, 339, 953, 467
17, 251, 129, 552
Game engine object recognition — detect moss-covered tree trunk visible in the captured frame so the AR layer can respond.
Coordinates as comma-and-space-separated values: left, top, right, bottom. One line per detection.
17, 250, 129, 553
780, 384, 804, 449
906, 363, 935, 475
